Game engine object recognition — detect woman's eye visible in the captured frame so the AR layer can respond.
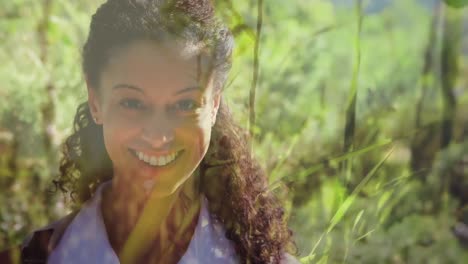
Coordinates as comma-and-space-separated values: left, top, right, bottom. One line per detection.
120, 99, 145, 110
173, 99, 199, 112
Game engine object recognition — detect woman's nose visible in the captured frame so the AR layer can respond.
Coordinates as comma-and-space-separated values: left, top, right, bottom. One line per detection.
141, 114, 175, 148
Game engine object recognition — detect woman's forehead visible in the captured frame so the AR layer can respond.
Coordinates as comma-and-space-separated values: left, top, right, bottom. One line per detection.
108, 40, 198, 69
99, 40, 213, 94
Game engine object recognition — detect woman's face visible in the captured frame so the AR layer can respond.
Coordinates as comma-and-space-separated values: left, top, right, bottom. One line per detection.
88, 40, 220, 197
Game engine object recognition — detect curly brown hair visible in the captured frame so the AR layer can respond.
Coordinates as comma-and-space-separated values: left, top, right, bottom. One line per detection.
54, 0, 297, 263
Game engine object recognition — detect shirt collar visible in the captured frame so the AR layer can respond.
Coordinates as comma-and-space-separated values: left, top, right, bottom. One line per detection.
48, 181, 239, 264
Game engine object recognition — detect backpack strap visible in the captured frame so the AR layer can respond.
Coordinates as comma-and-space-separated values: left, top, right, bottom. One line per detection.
21, 228, 54, 264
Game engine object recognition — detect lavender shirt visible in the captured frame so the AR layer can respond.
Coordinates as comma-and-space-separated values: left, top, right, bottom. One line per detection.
47, 182, 298, 263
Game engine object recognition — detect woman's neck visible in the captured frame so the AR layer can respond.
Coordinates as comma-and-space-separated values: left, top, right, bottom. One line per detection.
101, 171, 201, 263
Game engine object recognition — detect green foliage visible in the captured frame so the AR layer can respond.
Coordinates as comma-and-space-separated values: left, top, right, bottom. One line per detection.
0, 0, 104, 250
445, 0, 468, 8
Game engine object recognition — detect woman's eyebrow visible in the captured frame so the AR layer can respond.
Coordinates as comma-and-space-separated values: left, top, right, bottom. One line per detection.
174, 86, 201, 95
112, 84, 201, 95
112, 83, 144, 93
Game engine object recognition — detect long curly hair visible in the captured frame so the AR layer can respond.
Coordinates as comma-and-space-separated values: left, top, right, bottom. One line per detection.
54, 0, 297, 263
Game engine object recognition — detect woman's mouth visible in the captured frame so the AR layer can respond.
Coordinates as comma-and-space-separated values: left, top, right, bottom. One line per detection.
130, 149, 183, 167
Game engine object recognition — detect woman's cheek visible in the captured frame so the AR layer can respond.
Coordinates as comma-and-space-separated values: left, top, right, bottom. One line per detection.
190, 105, 213, 128
177, 119, 210, 158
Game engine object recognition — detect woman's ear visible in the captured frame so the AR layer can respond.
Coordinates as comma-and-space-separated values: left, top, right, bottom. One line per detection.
211, 90, 221, 127
86, 80, 102, 125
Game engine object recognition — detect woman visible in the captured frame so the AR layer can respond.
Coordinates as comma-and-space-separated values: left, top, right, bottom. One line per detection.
4, 0, 298, 263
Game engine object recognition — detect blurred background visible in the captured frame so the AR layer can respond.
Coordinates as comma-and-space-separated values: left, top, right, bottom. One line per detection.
1, 0, 468, 263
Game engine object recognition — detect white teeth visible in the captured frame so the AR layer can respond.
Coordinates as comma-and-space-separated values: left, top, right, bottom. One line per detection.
135, 150, 179, 167
157, 156, 164, 166
150, 156, 157, 166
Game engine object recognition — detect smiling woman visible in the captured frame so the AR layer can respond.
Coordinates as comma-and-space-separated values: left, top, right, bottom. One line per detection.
88, 40, 219, 200
0, 0, 298, 263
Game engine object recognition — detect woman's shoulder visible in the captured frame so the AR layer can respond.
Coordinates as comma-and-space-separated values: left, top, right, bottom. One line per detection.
281, 252, 301, 264
192, 196, 300, 264
0, 211, 79, 264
